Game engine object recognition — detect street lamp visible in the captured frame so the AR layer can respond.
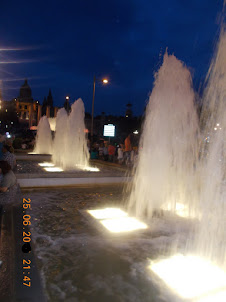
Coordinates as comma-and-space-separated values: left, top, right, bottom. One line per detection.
91, 76, 108, 141
65, 96, 70, 113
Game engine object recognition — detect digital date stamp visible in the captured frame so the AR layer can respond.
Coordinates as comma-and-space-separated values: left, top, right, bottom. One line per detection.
22, 198, 32, 287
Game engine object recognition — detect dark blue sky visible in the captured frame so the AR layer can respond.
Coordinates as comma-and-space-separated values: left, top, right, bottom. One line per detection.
0, 0, 223, 116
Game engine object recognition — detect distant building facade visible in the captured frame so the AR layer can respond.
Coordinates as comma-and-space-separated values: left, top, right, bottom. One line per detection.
15, 79, 58, 128
16, 79, 41, 128
42, 89, 57, 118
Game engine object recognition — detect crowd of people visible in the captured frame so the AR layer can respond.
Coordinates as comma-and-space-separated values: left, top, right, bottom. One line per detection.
89, 134, 138, 166
0, 132, 138, 205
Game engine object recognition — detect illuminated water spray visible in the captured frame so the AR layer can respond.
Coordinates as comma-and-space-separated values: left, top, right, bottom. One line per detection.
193, 24, 226, 266
52, 98, 89, 170
128, 52, 199, 218
52, 108, 68, 167
148, 20, 226, 302
34, 116, 52, 154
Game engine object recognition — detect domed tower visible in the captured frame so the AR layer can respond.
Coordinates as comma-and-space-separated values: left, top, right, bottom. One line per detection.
17, 79, 37, 128
18, 79, 33, 102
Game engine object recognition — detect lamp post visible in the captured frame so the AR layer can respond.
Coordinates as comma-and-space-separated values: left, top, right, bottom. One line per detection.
91, 76, 108, 142
65, 96, 70, 114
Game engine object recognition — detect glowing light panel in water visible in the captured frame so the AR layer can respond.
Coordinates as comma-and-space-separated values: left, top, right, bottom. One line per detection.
87, 208, 148, 233
44, 167, 63, 172
87, 208, 128, 220
38, 162, 55, 167
76, 164, 100, 172
161, 202, 197, 218
83, 166, 100, 172
100, 216, 147, 233
149, 254, 226, 301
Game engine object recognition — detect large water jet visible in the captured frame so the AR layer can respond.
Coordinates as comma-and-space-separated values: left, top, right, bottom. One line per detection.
52, 98, 89, 170
128, 52, 199, 218
34, 116, 52, 154
192, 24, 226, 266
52, 108, 68, 167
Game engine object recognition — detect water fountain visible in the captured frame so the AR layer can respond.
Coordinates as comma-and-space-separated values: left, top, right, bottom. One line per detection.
34, 116, 52, 154
128, 51, 199, 219
48, 117, 56, 131
52, 108, 68, 167
52, 98, 89, 170
20, 11, 225, 302
146, 22, 226, 302
193, 24, 226, 266
63, 98, 89, 170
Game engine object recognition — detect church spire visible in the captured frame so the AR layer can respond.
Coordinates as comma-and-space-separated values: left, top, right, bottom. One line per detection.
47, 89, 53, 107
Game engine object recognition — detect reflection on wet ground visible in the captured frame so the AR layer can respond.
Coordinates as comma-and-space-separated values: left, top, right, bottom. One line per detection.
23, 186, 191, 302
16, 161, 126, 177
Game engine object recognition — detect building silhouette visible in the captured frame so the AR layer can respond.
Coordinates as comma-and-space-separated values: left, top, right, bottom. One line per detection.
15, 79, 58, 128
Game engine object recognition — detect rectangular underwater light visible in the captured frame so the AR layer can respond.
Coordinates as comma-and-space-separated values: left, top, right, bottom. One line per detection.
75, 164, 100, 172
100, 217, 148, 233
149, 254, 226, 302
161, 202, 197, 219
83, 166, 100, 172
87, 207, 148, 233
44, 167, 63, 172
38, 162, 55, 167
87, 208, 128, 220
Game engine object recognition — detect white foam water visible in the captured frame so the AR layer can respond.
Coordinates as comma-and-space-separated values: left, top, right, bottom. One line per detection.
52, 108, 68, 167
193, 25, 226, 267
34, 116, 52, 154
52, 98, 89, 170
128, 52, 199, 219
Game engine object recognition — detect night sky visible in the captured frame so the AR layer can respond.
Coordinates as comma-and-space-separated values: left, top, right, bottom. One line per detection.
0, 0, 224, 116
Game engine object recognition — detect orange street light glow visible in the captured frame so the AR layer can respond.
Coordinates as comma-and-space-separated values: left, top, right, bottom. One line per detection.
102, 79, 108, 84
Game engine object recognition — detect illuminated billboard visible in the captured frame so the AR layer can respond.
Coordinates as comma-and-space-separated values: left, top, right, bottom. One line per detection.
103, 124, 115, 137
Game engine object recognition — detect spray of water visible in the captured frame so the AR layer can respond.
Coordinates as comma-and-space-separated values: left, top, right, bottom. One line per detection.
34, 116, 52, 154
52, 98, 89, 170
52, 108, 68, 167
127, 52, 199, 218
193, 25, 226, 266
48, 117, 56, 131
